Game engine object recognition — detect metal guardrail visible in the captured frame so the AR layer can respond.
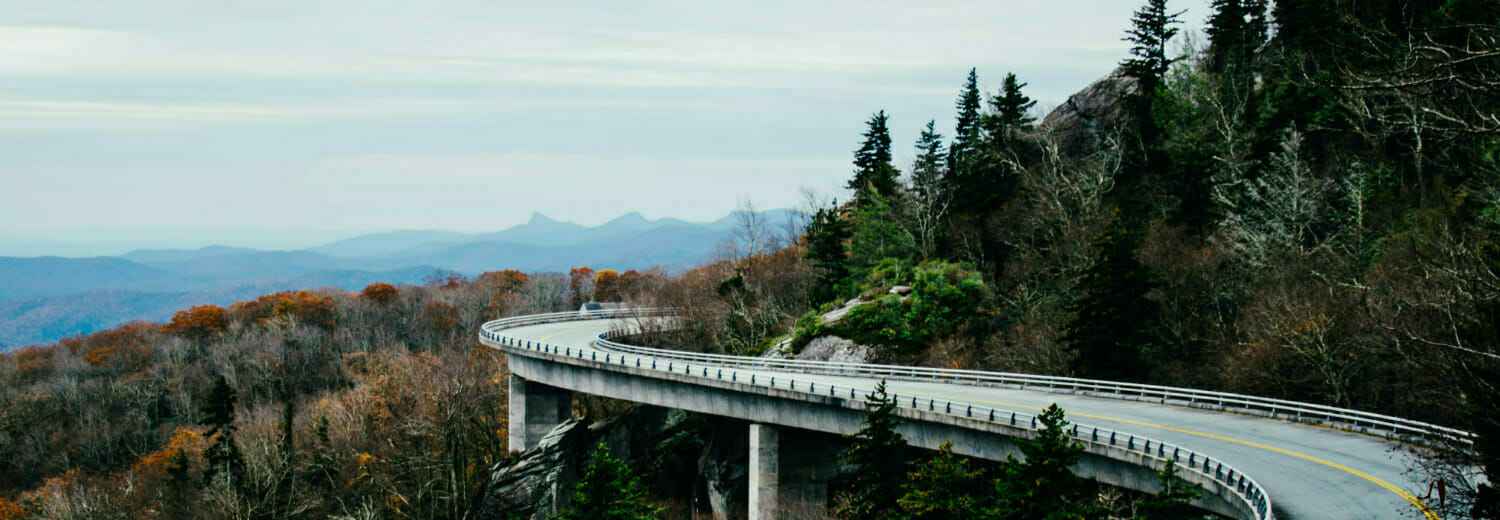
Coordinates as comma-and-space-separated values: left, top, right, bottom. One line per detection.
480, 309, 1277, 519
590, 323, 1474, 450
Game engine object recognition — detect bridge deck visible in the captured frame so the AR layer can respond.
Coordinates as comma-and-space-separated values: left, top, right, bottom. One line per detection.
493, 318, 1433, 520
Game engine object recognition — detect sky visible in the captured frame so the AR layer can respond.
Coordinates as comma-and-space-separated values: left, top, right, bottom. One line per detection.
0, 0, 1211, 257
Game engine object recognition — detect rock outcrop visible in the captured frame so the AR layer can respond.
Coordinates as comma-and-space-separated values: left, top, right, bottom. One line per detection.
1040, 68, 1138, 155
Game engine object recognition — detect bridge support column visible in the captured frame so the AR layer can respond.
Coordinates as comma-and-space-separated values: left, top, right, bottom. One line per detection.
508, 375, 572, 453
749, 423, 829, 520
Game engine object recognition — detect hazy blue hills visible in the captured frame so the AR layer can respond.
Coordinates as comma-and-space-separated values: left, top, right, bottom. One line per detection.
0, 256, 176, 301
0, 209, 800, 349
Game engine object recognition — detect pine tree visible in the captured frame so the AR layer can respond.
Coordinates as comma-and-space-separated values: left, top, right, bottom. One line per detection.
805, 203, 853, 305
912, 120, 946, 202
993, 404, 1098, 520
946, 68, 984, 188
1133, 460, 1204, 520
200, 375, 245, 487
1120, 0, 1184, 198
1205, 0, 1267, 78
1123, 0, 1184, 104
1063, 209, 1159, 381
983, 73, 1037, 141
839, 380, 910, 520
849, 189, 918, 272
895, 440, 989, 520
851, 111, 901, 206
555, 443, 661, 520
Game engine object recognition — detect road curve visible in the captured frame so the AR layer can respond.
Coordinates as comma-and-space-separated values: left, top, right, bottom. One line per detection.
483, 316, 1438, 520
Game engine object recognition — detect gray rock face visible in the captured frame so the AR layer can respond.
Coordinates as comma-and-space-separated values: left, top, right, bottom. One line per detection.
466, 406, 751, 520
798, 335, 880, 365
1040, 68, 1138, 154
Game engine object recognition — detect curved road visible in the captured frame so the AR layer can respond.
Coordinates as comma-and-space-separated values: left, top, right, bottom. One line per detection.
488, 317, 1436, 520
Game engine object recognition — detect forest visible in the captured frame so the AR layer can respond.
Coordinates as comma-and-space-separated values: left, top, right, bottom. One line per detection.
2, 0, 1498, 518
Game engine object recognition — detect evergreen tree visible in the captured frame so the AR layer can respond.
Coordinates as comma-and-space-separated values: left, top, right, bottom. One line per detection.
555, 443, 661, 520
948, 69, 984, 165
1120, 0, 1184, 197
946, 68, 984, 188
1205, 0, 1267, 78
895, 440, 988, 520
200, 375, 245, 487
1132, 460, 1204, 520
1063, 209, 1159, 381
851, 110, 901, 205
983, 73, 1037, 142
912, 120, 946, 202
1123, 0, 1183, 104
993, 404, 1098, 520
805, 203, 853, 305
839, 380, 910, 520
849, 188, 918, 272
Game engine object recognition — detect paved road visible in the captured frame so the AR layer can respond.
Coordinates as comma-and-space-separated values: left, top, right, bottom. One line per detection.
491, 318, 1436, 520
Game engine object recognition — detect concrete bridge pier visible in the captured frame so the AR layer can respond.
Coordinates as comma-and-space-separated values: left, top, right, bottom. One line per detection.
509, 375, 573, 453
749, 423, 831, 520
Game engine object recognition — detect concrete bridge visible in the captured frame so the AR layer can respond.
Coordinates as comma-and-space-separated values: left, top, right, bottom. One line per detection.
480, 311, 1466, 520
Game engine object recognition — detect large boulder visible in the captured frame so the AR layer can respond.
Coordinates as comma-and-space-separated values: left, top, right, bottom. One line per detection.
798, 335, 880, 365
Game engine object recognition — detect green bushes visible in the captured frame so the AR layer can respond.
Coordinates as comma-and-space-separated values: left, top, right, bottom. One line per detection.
807, 261, 990, 352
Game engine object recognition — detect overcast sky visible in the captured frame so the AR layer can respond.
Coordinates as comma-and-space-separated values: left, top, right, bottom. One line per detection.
1, 0, 1211, 257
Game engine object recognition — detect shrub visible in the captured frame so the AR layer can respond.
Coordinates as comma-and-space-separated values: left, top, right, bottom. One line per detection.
904, 261, 990, 339
789, 309, 828, 352
841, 295, 918, 350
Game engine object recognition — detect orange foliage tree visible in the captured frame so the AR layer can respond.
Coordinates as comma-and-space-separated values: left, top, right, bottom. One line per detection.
568, 267, 595, 305
476, 269, 528, 293
618, 269, 644, 296
360, 283, 399, 305
593, 269, 621, 301
234, 291, 340, 329
164, 305, 228, 342
0, 497, 22, 520
12, 347, 55, 382
424, 301, 460, 335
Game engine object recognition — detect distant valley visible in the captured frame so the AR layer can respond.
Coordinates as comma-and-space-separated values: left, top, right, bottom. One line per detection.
0, 210, 800, 348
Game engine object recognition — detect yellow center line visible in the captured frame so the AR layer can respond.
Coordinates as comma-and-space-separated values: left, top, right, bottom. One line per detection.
901, 388, 1439, 520
504, 325, 1441, 519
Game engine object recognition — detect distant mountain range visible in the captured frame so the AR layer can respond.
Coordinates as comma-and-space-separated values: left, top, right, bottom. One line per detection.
0, 209, 802, 349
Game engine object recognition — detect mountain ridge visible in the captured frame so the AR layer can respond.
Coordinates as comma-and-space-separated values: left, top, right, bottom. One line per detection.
0, 209, 804, 349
